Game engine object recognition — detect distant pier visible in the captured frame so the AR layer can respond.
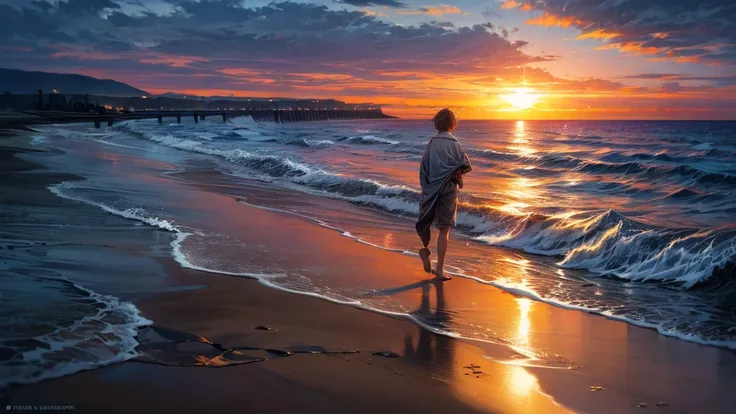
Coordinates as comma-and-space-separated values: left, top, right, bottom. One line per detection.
0, 91, 395, 129
3, 108, 395, 129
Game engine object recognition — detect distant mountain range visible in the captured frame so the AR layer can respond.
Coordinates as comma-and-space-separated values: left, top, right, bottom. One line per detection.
0, 68, 149, 97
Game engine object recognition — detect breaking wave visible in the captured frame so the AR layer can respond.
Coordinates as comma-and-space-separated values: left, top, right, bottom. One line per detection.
471, 149, 736, 188
338, 135, 399, 145
114, 120, 736, 290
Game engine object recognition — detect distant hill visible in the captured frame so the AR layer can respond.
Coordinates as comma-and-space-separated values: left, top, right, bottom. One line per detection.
0, 68, 149, 97
156, 92, 201, 99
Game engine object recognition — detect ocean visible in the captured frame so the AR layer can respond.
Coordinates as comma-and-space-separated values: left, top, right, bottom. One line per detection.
2, 117, 735, 386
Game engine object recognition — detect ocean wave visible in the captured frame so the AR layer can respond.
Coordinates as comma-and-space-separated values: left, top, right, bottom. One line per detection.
118, 124, 421, 209
664, 188, 701, 199
113, 121, 735, 289
286, 139, 335, 148
472, 148, 736, 187
339, 135, 399, 145
143, 133, 314, 178
476, 209, 736, 288
658, 188, 728, 204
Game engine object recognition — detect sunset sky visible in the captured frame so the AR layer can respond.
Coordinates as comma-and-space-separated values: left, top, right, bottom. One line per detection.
1, 0, 734, 119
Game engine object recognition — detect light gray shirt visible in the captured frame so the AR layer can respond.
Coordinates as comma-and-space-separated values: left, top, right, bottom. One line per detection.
419, 131, 472, 200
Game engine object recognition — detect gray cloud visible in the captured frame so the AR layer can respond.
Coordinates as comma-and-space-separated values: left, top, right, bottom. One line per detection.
0, 0, 554, 96
57, 0, 120, 14
333, 0, 407, 8
520, 0, 736, 65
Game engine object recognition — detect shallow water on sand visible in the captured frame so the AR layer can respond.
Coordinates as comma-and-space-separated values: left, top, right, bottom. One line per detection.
20, 119, 736, 351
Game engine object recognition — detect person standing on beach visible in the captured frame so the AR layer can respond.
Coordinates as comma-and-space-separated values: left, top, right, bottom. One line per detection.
416, 108, 472, 281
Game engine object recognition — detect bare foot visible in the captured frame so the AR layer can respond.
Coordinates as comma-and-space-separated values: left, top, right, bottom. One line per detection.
419, 248, 432, 273
432, 269, 452, 281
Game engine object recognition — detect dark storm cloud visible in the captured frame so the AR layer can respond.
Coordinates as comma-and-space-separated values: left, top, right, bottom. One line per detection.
333, 0, 407, 8
520, 0, 736, 65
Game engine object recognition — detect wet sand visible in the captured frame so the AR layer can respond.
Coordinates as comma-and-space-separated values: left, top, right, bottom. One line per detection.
2, 130, 736, 413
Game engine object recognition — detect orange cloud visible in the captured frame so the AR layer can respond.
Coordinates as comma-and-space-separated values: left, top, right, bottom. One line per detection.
597, 42, 665, 56
649, 55, 704, 64
291, 85, 346, 92
526, 12, 582, 28
500, 0, 520, 9
139, 56, 209, 68
378, 71, 434, 79
286, 73, 356, 82
398, 5, 468, 16
521, 3, 533, 11
576, 29, 621, 40
218, 68, 264, 77
361, 8, 387, 17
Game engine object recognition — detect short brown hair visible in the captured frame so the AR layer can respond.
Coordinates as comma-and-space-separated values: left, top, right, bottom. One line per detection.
433, 108, 458, 132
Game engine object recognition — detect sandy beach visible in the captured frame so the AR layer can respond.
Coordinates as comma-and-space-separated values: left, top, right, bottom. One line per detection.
2, 128, 736, 414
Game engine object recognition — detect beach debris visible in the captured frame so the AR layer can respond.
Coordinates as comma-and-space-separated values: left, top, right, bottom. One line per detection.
372, 351, 401, 358
655, 402, 669, 407
395, 371, 404, 376
590, 385, 604, 392
134, 326, 284, 368
472, 370, 483, 375
636, 402, 648, 408
581, 283, 595, 288
463, 364, 481, 369
254, 325, 276, 331
262, 348, 292, 357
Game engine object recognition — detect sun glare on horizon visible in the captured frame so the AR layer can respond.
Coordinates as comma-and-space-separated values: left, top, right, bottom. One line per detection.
502, 88, 539, 110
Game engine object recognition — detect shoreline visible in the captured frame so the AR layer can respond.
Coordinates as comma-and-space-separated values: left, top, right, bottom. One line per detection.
0, 130, 568, 413
2, 129, 736, 413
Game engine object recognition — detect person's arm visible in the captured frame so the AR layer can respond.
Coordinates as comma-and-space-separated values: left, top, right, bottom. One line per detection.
456, 142, 472, 175
419, 145, 431, 187
454, 169, 464, 189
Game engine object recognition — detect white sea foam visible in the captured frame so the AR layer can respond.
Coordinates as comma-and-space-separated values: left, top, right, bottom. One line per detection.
0, 280, 152, 388
30, 135, 46, 145
304, 139, 335, 147
344, 135, 399, 145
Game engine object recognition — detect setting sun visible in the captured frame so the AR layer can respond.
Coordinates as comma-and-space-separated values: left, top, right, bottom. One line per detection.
502, 88, 539, 110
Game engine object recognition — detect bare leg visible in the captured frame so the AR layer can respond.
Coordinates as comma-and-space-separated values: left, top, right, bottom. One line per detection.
435, 227, 451, 280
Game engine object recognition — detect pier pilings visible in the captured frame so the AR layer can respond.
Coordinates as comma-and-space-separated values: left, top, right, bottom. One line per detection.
18, 109, 394, 130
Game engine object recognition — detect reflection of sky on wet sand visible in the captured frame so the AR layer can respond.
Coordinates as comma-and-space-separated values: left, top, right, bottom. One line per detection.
399, 281, 567, 413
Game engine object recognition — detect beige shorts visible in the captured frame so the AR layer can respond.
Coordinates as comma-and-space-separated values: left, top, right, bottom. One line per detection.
434, 180, 458, 229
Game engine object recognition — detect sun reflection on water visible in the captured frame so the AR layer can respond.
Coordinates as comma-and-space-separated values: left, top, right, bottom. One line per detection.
517, 298, 532, 345
493, 120, 551, 216
505, 297, 539, 399
508, 365, 538, 397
